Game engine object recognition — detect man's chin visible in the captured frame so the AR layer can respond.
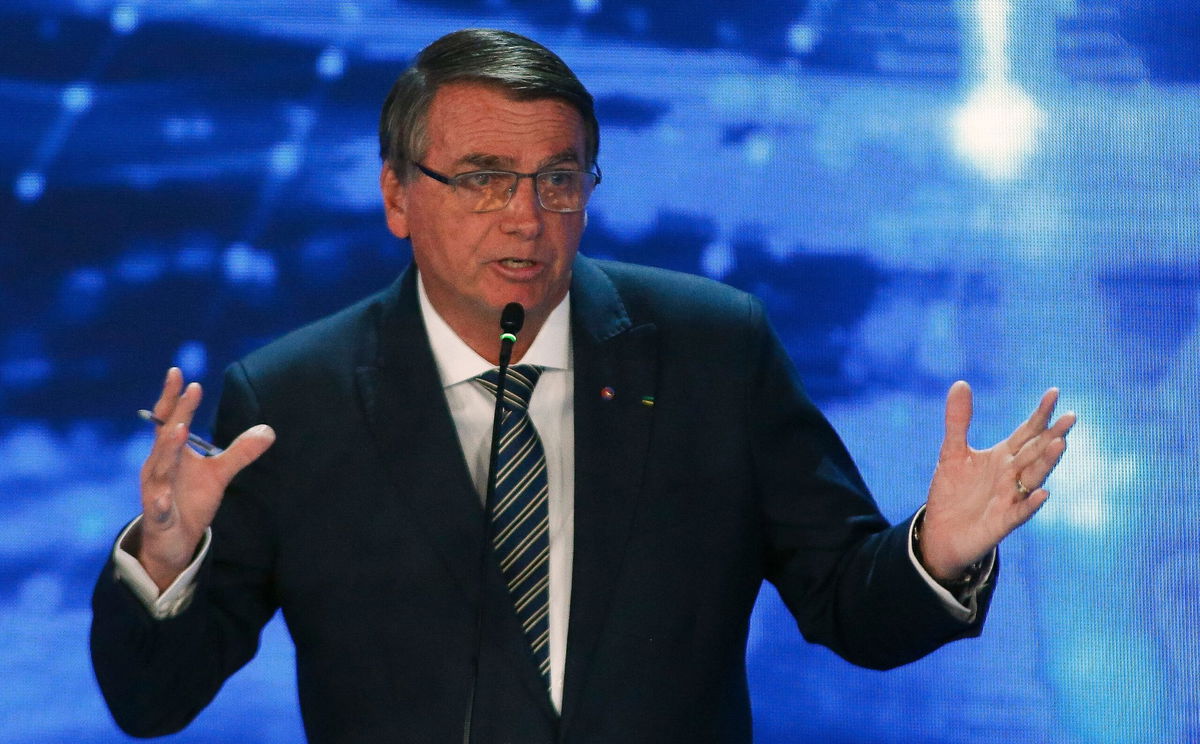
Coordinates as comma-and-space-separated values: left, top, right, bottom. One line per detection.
486, 282, 568, 321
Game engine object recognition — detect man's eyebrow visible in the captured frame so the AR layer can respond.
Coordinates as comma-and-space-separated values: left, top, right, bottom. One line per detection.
454, 153, 511, 170
537, 148, 583, 170
451, 149, 584, 171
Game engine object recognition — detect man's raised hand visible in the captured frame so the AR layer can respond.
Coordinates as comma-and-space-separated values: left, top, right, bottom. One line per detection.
137, 367, 275, 591
918, 381, 1077, 583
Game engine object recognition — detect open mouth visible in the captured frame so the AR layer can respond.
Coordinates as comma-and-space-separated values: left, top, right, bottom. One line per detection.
499, 258, 537, 268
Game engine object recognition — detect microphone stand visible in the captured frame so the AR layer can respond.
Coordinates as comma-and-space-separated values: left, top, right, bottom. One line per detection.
463, 302, 524, 744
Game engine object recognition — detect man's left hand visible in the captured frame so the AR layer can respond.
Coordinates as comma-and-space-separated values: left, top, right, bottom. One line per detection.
919, 381, 1077, 582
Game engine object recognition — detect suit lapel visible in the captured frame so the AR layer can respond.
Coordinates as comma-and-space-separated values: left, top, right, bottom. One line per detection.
560, 256, 658, 730
354, 268, 486, 598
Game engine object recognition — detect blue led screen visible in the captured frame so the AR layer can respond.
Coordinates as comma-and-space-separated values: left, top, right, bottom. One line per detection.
1, 1, 1197, 742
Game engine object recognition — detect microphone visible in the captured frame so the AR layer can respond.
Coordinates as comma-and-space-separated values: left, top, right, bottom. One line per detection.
497, 302, 524, 368
500, 302, 525, 333
464, 302, 524, 744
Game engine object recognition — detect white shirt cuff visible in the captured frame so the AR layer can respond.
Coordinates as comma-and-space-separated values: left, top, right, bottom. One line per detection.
906, 506, 996, 623
111, 515, 212, 620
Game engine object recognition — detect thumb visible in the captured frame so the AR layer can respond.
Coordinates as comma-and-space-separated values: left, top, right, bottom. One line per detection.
213, 424, 276, 485
939, 380, 972, 460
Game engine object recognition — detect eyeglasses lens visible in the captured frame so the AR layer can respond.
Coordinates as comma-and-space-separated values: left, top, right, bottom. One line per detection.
453, 171, 595, 213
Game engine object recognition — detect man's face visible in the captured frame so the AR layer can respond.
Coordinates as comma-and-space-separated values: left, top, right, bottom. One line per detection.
381, 82, 588, 343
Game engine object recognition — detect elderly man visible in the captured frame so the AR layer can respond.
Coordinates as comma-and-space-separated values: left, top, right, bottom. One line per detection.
91, 28, 1075, 743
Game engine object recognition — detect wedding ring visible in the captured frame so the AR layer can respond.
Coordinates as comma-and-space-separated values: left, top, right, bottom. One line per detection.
1015, 477, 1032, 496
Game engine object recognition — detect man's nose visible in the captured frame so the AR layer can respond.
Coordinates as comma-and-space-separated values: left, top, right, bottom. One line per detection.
500, 176, 543, 237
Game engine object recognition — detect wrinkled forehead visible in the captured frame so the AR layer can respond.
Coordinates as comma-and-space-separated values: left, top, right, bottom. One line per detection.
423, 82, 588, 168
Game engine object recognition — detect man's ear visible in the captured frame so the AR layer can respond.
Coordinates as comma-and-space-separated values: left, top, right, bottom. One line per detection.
380, 163, 410, 239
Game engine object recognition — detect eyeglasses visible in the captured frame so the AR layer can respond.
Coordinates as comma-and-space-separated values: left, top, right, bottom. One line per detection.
413, 162, 601, 213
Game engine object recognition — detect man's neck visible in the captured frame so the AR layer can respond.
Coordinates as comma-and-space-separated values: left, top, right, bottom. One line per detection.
416, 275, 557, 365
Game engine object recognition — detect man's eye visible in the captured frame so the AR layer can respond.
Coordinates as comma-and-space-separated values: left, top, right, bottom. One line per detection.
542, 172, 576, 188
462, 172, 494, 189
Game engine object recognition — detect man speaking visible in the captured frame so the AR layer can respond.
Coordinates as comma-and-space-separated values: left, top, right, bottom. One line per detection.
90, 28, 1076, 743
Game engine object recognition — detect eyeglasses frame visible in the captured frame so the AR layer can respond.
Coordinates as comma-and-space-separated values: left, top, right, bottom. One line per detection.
411, 161, 602, 214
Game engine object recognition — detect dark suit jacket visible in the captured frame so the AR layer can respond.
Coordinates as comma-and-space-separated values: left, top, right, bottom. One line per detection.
91, 256, 992, 743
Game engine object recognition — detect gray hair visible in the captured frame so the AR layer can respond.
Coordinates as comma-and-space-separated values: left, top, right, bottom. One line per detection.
378, 29, 599, 180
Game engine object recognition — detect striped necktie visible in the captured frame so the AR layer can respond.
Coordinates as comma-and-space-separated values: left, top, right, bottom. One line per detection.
476, 364, 551, 685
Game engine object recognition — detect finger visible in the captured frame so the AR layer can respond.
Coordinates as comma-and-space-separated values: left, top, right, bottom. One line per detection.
1012, 410, 1075, 470
1033, 388, 1059, 428
167, 381, 204, 430
1034, 436, 1069, 481
939, 380, 972, 460
211, 424, 277, 486
1003, 387, 1059, 454
151, 367, 185, 422
1008, 487, 1050, 530
143, 404, 186, 482
1047, 411, 1077, 439
141, 422, 188, 519
142, 368, 184, 483
1014, 436, 1068, 495
142, 381, 199, 482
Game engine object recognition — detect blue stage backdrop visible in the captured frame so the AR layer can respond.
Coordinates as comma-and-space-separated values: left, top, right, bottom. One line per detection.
2, 1, 1197, 742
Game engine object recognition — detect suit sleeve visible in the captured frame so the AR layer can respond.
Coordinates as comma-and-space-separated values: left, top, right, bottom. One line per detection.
745, 298, 994, 670
89, 362, 280, 737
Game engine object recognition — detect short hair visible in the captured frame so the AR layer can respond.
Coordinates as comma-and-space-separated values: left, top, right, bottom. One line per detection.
379, 29, 599, 179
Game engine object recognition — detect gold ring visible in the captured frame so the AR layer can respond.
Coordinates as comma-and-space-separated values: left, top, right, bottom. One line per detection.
1016, 477, 1032, 496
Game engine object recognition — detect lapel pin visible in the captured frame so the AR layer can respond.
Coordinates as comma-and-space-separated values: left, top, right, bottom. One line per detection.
640, 396, 655, 408
600, 386, 616, 401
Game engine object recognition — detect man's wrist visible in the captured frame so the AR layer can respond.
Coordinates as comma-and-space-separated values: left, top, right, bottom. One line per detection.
129, 521, 205, 592
113, 516, 211, 618
911, 511, 984, 590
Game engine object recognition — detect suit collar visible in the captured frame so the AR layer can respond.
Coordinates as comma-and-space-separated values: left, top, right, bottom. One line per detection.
569, 254, 634, 345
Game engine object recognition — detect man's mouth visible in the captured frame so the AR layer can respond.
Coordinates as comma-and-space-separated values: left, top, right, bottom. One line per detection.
499, 258, 537, 268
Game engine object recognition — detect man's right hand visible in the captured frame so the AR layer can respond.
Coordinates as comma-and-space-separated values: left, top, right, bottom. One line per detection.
136, 367, 276, 592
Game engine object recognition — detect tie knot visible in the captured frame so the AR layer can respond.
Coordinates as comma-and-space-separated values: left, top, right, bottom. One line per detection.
477, 364, 543, 410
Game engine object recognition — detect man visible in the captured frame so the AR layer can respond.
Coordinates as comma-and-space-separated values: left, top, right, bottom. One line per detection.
91, 29, 1075, 743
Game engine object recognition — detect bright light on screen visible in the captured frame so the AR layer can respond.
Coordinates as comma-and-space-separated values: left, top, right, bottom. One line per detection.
2, 1, 1197, 742
952, 79, 1045, 180
951, 0, 1045, 180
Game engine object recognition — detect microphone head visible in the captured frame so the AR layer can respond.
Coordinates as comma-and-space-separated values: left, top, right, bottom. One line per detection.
500, 303, 525, 334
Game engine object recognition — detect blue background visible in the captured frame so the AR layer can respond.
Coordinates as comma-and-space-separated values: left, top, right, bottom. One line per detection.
1, 1, 1197, 742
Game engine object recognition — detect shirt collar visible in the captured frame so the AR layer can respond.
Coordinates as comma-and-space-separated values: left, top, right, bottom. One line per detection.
417, 270, 572, 389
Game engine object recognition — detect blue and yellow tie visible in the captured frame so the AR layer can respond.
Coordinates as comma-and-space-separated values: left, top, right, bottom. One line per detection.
476, 364, 551, 685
